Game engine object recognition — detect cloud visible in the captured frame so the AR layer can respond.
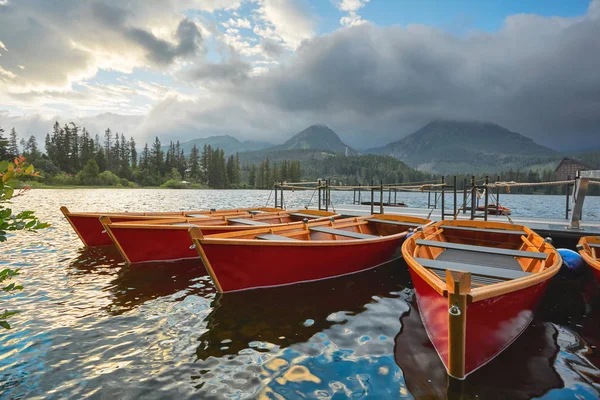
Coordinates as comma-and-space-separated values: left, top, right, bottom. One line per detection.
181, 60, 251, 83
337, 0, 369, 27
254, 0, 316, 49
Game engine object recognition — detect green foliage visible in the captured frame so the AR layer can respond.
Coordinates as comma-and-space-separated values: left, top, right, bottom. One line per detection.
0, 157, 48, 329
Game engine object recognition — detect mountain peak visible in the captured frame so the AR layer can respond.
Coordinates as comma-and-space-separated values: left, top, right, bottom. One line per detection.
367, 120, 556, 173
270, 125, 359, 154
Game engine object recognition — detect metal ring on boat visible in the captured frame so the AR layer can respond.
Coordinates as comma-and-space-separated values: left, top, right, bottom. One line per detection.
189, 244, 196, 249
449, 305, 461, 317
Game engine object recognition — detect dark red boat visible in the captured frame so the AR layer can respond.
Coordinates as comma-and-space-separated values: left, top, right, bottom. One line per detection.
402, 219, 561, 379
578, 236, 600, 283
189, 214, 431, 293
101, 209, 337, 264
476, 203, 512, 215
60, 206, 281, 247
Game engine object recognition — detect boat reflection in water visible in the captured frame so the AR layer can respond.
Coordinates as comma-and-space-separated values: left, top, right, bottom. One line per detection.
68, 247, 212, 315
394, 304, 563, 399
195, 260, 411, 361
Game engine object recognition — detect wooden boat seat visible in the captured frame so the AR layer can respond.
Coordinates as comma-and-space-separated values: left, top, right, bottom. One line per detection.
366, 218, 422, 227
415, 239, 548, 260
290, 212, 322, 219
186, 214, 211, 218
227, 218, 269, 226
588, 243, 600, 249
436, 249, 524, 271
255, 234, 299, 241
441, 225, 526, 236
309, 226, 377, 239
172, 223, 197, 226
414, 258, 531, 281
249, 210, 268, 214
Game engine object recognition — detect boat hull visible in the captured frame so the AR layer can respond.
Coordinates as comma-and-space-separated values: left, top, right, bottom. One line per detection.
65, 214, 154, 247
408, 268, 550, 378
200, 237, 404, 292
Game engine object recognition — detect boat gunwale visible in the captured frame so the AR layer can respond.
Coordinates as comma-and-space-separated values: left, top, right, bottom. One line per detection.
193, 214, 432, 247
578, 236, 600, 271
402, 219, 562, 303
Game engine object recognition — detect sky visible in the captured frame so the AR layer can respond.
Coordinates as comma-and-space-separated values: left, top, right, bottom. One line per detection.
0, 0, 599, 152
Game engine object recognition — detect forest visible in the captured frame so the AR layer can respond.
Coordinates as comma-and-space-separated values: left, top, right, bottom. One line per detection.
0, 122, 596, 195
0, 122, 300, 189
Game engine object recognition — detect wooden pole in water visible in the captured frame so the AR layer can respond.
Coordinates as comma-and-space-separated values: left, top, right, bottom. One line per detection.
447, 270, 471, 380
380, 180, 384, 214
470, 175, 476, 220
370, 179, 374, 215
462, 178, 467, 214
274, 182, 278, 208
453, 176, 457, 219
496, 175, 500, 215
484, 176, 489, 221
318, 179, 322, 211
565, 175, 570, 219
441, 176, 445, 221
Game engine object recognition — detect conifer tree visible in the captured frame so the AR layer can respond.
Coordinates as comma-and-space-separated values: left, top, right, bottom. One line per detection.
9, 128, 18, 158
0, 126, 8, 160
129, 137, 137, 169
188, 145, 200, 182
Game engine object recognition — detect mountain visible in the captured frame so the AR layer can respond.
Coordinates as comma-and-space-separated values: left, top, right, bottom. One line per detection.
162, 135, 272, 156
267, 125, 359, 155
366, 120, 558, 174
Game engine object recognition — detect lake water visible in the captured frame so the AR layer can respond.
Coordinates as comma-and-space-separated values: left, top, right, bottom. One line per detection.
2, 189, 600, 399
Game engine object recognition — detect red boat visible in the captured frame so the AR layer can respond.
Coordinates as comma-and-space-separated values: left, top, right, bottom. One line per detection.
101, 209, 338, 264
60, 206, 281, 247
402, 219, 561, 379
578, 236, 600, 282
476, 203, 512, 215
189, 214, 431, 293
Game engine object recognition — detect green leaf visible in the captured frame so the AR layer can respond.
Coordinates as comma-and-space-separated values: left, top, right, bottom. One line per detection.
2, 170, 14, 182
0, 160, 8, 173
25, 220, 36, 229
25, 165, 34, 174
0, 310, 19, 319
0, 321, 10, 329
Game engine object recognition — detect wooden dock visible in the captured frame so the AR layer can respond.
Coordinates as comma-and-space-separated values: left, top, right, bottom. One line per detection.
310, 203, 600, 245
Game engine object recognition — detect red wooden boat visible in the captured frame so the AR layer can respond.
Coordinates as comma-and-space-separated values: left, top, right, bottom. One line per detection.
577, 236, 600, 282
60, 206, 281, 247
189, 214, 431, 293
101, 209, 338, 264
402, 220, 561, 379
476, 203, 512, 215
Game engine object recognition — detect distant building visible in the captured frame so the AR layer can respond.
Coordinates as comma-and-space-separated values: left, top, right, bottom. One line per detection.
554, 157, 591, 180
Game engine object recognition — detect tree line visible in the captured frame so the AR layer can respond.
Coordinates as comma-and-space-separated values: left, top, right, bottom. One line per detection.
0, 123, 300, 189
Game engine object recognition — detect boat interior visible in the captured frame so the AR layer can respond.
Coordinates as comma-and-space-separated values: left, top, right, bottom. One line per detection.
104, 209, 338, 228
61, 206, 282, 218
406, 221, 559, 289
192, 214, 431, 242
579, 236, 600, 262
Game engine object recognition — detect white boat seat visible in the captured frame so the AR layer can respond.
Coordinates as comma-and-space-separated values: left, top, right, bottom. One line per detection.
441, 225, 526, 236
415, 258, 530, 281
290, 212, 322, 219
366, 218, 422, 227
415, 239, 548, 260
228, 218, 269, 226
309, 226, 377, 239
255, 234, 298, 241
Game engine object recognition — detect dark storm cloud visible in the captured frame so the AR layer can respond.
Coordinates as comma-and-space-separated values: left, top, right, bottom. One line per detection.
181, 60, 250, 83
231, 5, 600, 148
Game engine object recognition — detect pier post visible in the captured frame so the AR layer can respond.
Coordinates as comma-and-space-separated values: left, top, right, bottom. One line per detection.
326, 179, 330, 212
380, 180, 384, 214
318, 179, 322, 211
484, 176, 489, 221
569, 170, 599, 229
370, 179, 374, 215
280, 181, 284, 209
441, 176, 446, 221
388, 185, 391, 205
358, 184, 361, 204
565, 176, 570, 219
453, 176, 458, 219
394, 188, 397, 204
470, 176, 476, 220
496, 176, 500, 215
428, 191, 432, 208
462, 178, 467, 214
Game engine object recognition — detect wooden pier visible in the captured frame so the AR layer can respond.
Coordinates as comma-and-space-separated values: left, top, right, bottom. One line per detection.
276, 171, 600, 247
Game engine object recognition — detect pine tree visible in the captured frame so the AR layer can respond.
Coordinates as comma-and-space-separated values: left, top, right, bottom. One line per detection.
24, 136, 41, 161
249, 164, 257, 188
140, 143, 150, 170
129, 137, 137, 169
150, 137, 163, 176
264, 158, 271, 189
104, 128, 112, 170
9, 128, 18, 158
188, 145, 200, 182
0, 126, 8, 160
